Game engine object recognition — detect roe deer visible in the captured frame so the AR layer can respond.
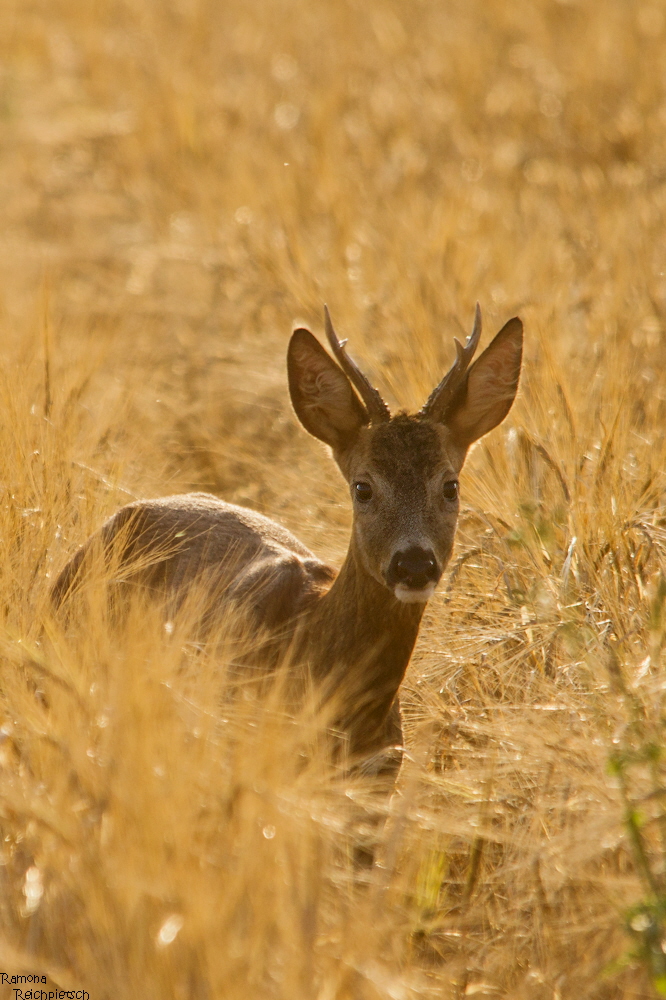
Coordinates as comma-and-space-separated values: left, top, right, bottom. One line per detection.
53, 305, 523, 777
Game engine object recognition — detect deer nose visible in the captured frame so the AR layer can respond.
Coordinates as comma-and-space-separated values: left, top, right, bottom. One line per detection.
386, 546, 440, 591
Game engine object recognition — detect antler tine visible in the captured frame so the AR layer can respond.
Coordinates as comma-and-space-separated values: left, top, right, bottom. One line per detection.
324, 305, 391, 423
419, 303, 483, 420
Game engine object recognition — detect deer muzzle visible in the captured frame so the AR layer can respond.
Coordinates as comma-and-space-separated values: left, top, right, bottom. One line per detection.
385, 546, 441, 603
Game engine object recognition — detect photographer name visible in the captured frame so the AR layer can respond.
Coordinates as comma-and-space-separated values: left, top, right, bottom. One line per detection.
0, 975, 89, 999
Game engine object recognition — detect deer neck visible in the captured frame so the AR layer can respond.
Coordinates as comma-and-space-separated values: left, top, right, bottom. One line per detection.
295, 539, 425, 752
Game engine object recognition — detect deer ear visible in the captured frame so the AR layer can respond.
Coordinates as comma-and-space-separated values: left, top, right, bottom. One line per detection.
288, 328, 369, 449
447, 317, 523, 447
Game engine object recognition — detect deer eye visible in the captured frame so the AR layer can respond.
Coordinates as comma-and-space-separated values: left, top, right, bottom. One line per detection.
443, 480, 459, 502
354, 482, 373, 503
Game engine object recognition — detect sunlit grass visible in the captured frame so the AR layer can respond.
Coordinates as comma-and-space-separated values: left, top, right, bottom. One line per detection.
1, 0, 666, 996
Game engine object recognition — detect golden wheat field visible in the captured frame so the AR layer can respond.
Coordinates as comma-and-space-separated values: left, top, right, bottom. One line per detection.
2, 0, 666, 997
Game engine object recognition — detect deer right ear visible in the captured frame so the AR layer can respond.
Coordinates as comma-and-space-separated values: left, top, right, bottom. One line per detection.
288, 328, 369, 450
446, 317, 523, 448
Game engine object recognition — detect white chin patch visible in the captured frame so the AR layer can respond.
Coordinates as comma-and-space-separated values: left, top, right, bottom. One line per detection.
394, 582, 437, 604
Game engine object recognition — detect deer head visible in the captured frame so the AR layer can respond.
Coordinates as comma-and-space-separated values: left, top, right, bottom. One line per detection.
287, 305, 523, 604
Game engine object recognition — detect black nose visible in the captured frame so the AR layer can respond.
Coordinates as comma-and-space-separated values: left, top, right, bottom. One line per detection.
386, 546, 440, 590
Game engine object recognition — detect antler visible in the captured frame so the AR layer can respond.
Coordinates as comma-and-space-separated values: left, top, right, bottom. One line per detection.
324, 305, 391, 424
419, 303, 483, 421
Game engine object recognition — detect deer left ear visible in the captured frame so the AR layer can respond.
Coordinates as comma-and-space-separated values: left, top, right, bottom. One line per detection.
446, 317, 523, 447
287, 327, 369, 450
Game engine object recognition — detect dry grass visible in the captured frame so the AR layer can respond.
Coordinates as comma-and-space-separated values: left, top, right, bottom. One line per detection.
1, 0, 666, 996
